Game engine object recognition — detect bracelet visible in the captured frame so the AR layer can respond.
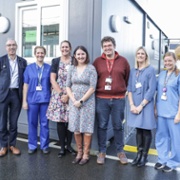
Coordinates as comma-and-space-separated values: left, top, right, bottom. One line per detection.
140, 102, 145, 107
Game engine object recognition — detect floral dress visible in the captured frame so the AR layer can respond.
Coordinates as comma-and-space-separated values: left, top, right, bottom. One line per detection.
66, 64, 97, 133
46, 58, 72, 122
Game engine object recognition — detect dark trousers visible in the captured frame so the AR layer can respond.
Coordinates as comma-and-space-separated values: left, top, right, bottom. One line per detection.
0, 89, 21, 147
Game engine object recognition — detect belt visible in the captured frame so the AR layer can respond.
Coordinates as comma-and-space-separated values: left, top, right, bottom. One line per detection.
9, 88, 18, 91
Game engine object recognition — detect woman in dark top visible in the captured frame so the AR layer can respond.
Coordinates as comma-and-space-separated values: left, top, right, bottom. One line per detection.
46, 40, 76, 157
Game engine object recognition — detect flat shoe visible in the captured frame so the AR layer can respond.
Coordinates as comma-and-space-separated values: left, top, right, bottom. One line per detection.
58, 150, 66, 158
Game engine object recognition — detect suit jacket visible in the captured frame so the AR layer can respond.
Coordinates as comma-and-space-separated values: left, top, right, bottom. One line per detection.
0, 54, 27, 103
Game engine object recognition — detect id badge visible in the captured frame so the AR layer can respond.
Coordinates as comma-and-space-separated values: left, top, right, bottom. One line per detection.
161, 94, 167, 101
105, 77, 112, 84
135, 82, 142, 88
36, 86, 42, 91
105, 85, 111, 90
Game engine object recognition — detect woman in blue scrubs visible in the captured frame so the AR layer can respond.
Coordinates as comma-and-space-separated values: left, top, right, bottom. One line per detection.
22, 46, 51, 154
128, 46, 156, 167
155, 52, 180, 172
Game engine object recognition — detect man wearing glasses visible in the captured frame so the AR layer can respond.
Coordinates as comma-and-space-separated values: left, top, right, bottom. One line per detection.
0, 39, 27, 157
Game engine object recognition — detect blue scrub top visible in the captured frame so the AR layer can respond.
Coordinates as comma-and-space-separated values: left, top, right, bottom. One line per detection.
157, 70, 180, 118
24, 62, 51, 104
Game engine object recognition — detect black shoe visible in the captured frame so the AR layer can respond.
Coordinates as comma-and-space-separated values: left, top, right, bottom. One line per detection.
154, 162, 165, 170
42, 148, 50, 154
66, 146, 76, 155
58, 149, 66, 158
137, 156, 148, 167
28, 149, 37, 154
162, 165, 173, 172
131, 152, 142, 166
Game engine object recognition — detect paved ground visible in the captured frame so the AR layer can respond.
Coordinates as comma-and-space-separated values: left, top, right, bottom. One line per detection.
0, 132, 180, 180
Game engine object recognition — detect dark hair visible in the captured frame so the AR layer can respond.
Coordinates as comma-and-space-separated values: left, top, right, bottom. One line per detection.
73, 46, 90, 66
101, 36, 116, 48
34, 46, 46, 55
60, 40, 72, 49
163, 51, 179, 76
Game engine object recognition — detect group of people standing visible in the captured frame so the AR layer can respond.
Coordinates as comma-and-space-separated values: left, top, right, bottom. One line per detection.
0, 37, 180, 172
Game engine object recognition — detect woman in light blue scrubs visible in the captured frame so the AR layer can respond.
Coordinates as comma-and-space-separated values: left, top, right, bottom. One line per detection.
155, 52, 180, 172
22, 46, 51, 154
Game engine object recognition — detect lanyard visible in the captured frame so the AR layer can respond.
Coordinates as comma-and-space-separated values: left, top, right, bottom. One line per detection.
163, 71, 174, 92
106, 59, 114, 75
36, 64, 44, 86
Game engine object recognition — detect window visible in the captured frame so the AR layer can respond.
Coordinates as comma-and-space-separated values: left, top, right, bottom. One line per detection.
22, 9, 37, 57
41, 6, 60, 57
15, 0, 68, 63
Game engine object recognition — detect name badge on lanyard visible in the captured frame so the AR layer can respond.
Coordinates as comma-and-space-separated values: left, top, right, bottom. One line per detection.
36, 85, 42, 91
135, 82, 142, 88
36, 65, 44, 91
105, 76, 112, 90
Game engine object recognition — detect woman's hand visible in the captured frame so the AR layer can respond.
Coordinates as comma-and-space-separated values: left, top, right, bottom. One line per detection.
130, 105, 139, 114
61, 94, 69, 103
22, 101, 28, 110
174, 113, 180, 124
73, 100, 82, 108
136, 105, 143, 114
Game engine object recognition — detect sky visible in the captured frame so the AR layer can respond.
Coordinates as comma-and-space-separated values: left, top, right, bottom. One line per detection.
148, 0, 180, 39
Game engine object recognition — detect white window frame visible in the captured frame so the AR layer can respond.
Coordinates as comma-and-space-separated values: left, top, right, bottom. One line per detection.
15, 0, 69, 63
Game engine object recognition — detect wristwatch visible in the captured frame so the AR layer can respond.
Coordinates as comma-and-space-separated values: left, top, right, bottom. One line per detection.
80, 100, 84, 105
59, 92, 63, 96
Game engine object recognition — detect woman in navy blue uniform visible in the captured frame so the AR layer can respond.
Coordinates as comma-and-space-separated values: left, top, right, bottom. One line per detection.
22, 46, 51, 154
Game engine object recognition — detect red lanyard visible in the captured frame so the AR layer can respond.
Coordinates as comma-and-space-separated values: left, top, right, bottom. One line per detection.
106, 59, 114, 74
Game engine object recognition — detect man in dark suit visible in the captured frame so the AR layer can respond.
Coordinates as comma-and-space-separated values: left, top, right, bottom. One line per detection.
0, 39, 27, 157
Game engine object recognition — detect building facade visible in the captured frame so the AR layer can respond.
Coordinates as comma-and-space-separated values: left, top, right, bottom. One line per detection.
0, 0, 168, 148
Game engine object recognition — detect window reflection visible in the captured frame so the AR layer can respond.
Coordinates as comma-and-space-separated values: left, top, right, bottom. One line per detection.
41, 6, 60, 57
22, 9, 37, 58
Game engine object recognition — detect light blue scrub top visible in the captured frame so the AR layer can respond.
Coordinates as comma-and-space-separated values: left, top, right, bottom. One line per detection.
23, 63, 51, 104
156, 70, 180, 118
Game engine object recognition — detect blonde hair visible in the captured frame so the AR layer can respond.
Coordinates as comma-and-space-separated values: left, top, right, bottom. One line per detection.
174, 45, 180, 60
135, 46, 150, 69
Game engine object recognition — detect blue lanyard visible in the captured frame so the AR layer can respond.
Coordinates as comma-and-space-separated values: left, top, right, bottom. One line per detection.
36, 64, 44, 86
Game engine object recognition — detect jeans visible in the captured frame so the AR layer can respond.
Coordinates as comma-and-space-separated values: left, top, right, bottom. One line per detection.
96, 98, 125, 153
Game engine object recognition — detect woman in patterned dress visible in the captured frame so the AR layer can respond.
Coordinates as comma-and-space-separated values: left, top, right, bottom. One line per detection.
66, 46, 97, 165
46, 40, 76, 157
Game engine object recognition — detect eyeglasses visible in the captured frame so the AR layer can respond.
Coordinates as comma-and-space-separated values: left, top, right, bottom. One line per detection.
6, 44, 17, 47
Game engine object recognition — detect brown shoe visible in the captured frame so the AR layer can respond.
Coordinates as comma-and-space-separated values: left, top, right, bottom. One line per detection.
0, 147, 8, 157
9, 146, 21, 155
97, 153, 106, 165
117, 152, 128, 165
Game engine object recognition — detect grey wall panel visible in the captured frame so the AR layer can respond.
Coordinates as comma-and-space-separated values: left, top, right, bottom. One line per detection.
68, 0, 102, 63
0, 0, 18, 56
101, 0, 144, 68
